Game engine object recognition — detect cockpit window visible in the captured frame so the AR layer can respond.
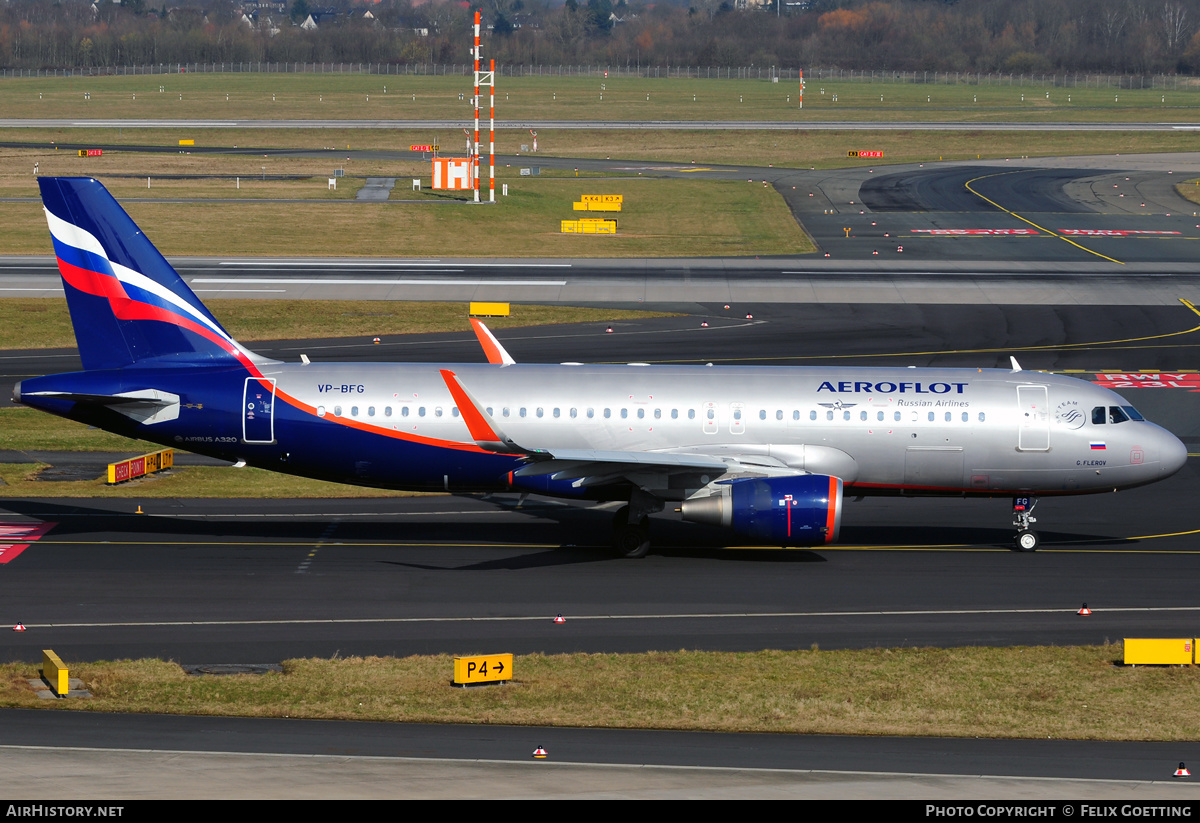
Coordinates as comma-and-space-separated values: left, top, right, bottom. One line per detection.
1092, 406, 1106, 425
1122, 406, 1144, 421
1109, 406, 1129, 424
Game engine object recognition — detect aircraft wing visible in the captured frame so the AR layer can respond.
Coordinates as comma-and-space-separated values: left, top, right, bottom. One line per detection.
439, 369, 811, 488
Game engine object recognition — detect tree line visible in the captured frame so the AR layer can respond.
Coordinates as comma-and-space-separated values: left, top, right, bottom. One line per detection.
3, 0, 1200, 75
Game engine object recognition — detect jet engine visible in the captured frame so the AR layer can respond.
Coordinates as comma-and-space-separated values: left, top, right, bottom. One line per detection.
680, 475, 843, 546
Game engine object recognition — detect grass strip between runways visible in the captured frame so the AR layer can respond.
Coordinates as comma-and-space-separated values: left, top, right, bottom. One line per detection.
1, 645, 1195, 741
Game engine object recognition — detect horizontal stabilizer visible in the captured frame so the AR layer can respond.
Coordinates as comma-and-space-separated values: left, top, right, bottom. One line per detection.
23, 388, 180, 424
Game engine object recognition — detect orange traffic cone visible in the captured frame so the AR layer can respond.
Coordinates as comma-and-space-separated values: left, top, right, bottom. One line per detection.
1078, 603, 1092, 615
13, 623, 25, 632
533, 746, 548, 759
553, 614, 565, 624
605, 326, 613, 334
1176, 762, 1190, 777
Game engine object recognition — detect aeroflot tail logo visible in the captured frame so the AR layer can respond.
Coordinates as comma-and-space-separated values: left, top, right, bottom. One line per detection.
817, 381, 969, 394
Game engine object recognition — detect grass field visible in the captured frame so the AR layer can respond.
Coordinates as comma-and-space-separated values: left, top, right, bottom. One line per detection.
0, 461, 420, 498
0, 165, 812, 257
5, 72, 1200, 123
4, 644, 1196, 741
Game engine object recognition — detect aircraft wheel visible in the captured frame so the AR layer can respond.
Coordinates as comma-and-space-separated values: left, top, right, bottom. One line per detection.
1015, 530, 1039, 552
612, 507, 650, 558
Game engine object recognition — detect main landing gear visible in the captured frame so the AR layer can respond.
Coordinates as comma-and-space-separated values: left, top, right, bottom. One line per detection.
1012, 496, 1039, 552
611, 489, 663, 558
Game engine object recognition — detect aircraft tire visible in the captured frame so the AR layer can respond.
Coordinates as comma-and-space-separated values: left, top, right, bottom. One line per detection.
612, 506, 650, 558
1015, 530, 1039, 552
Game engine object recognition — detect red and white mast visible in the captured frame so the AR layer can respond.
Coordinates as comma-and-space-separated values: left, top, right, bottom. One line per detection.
473, 10, 481, 203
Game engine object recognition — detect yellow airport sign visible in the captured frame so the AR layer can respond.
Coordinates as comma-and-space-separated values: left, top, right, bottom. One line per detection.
469, 302, 510, 317
581, 194, 622, 203
454, 653, 513, 686
107, 448, 174, 484
1124, 638, 1194, 665
179, 139, 195, 146
42, 649, 68, 696
573, 201, 621, 212
561, 218, 617, 234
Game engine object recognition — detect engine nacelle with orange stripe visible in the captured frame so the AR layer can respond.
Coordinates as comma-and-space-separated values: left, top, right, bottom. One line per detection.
680, 475, 843, 546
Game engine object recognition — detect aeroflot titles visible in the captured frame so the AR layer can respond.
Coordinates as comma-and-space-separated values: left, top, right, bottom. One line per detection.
817, 381, 969, 394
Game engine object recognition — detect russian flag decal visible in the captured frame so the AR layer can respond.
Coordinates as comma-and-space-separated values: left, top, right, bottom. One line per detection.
1090, 441, 1107, 450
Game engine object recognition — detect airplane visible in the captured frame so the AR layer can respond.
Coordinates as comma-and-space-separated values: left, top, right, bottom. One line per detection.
12, 177, 1189, 557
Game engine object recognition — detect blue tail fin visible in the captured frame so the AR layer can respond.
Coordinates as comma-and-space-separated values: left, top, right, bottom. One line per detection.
39, 177, 250, 370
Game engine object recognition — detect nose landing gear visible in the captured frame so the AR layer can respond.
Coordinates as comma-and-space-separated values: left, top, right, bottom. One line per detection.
1013, 496, 1039, 551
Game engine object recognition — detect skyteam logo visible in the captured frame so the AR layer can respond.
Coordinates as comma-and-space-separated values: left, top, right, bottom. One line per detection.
1054, 399, 1086, 430
817, 380, 968, 394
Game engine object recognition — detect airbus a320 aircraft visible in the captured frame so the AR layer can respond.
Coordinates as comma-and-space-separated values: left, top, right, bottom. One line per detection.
14, 178, 1188, 556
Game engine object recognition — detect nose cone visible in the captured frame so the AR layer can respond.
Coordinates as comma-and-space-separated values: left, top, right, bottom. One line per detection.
1160, 429, 1188, 478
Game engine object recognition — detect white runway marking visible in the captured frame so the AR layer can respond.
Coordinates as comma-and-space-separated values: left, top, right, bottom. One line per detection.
19, 605, 1200, 630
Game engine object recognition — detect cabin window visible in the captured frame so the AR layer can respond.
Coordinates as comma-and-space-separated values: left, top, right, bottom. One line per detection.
759, 410, 767, 421
621, 408, 629, 419
707, 409, 715, 420
671, 409, 678, 419
776, 410, 783, 421
384, 406, 392, 417
688, 409, 696, 420
570, 408, 577, 419
334, 406, 343, 416
418, 407, 426, 417
502, 407, 510, 418
734, 410, 742, 421
637, 408, 645, 419
654, 409, 661, 420
520, 408, 527, 418
367, 406, 375, 417
793, 410, 800, 421
317, 405, 326, 417
435, 407, 443, 417
554, 408, 561, 418
1092, 406, 1106, 425
826, 410, 834, 421
877, 411, 884, 421
860, 411, 867, 421
894, 412, 901, 422
978, 412, 986, 422
945, 412, 952, 422
536, 407, 544, 418
928, 412, 935, 422
810, 410, 817, 421
351, 406, 359, 417
401, 406, 409, 417
486, 407, 493, 416
452, 407, 460, 418
842, 411, 850, 421
604, 408, 612, 418
587, 408, 595, 419
962, 412, 969, 422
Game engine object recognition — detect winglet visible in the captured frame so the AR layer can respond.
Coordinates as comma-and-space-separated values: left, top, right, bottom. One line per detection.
1010, 356, 1022, 373
440, 369, 530, 454
470, 318, 516, 365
